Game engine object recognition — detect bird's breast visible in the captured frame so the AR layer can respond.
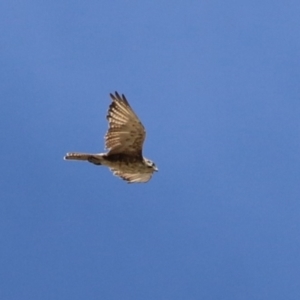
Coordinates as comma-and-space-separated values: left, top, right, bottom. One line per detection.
104, 154, 149, 172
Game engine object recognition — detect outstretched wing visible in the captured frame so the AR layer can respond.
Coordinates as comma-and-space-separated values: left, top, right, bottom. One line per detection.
110, 168, 153, 183
105, 92, 146, 156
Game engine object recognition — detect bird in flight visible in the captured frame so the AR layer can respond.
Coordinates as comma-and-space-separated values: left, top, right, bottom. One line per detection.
64, 92, 158, 183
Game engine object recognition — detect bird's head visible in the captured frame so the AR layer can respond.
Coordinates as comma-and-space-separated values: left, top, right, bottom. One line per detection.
144, 158, 158, 172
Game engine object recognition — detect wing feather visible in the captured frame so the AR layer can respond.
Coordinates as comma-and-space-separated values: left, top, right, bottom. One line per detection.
105, 92, 146, 156
111, 169, 153, 183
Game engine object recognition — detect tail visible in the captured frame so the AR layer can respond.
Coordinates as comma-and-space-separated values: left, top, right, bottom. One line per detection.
64, 152, 104, 165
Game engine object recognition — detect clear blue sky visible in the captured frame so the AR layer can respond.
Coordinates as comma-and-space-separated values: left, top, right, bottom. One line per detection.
1, 1, 300, 299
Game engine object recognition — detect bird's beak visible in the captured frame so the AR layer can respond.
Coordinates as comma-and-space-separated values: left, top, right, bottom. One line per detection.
154, 166, 158, 172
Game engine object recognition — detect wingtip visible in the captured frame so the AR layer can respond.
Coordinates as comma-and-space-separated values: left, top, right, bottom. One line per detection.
110, 91, 120, 99
109, 92, 116, 100
110, 91, 128, 103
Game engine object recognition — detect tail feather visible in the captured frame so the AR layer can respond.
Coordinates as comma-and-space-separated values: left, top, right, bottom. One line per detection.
64, 152, 103, 165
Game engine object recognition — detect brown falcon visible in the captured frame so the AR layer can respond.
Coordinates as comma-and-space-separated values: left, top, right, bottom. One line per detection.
64, 92, 158, 183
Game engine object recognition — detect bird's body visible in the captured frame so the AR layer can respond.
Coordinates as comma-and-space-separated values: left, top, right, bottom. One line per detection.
64, 92, 157, 183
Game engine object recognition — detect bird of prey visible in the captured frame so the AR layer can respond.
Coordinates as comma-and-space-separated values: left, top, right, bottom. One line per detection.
64, 92, 158, 183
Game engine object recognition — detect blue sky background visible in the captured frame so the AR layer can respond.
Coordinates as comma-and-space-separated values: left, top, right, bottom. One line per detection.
1, 1, 300, 299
